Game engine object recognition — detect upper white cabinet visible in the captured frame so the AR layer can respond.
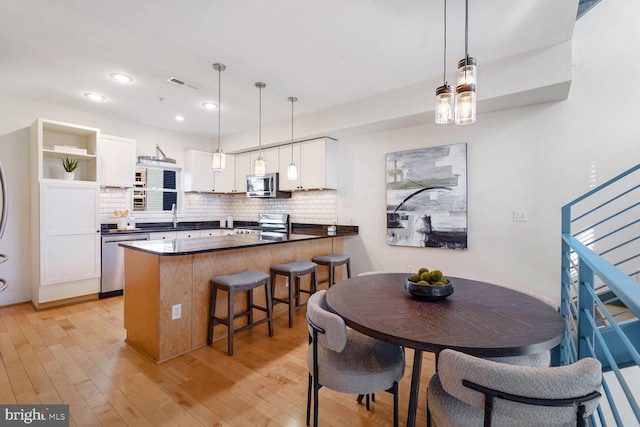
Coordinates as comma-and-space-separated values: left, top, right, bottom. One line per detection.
99, 134, 136, 187
278, 143, 301, 191
31, 118, 99, 182
184, 150, 214, 192
234, 152, 251, 193
278, 138, 338, 191
213, 154, 235, 193
250, 147, 279, 174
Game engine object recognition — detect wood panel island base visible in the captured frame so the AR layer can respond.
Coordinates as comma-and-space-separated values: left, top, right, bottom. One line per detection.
122, 233, 349, 363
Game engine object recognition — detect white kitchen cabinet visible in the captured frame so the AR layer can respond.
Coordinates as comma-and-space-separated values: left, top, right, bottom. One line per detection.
201, 229, 223, 237
149, 231, 177, 240
32, 181, 101, 306
184, 150, 214, 192
278, 143, 301, 191
31, 118, 99, 182
278, 138, 338, 191
99, 134, 136, 187
250, 147, 279, 174
213, 153, 235, 193
176, 230, 200, 239
234, 152, 251, 193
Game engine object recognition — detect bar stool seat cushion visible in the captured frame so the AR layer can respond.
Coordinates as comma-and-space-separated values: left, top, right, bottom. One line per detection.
271, 260, 317, 273
313, 254, 350, 264
214, 270, 269, 287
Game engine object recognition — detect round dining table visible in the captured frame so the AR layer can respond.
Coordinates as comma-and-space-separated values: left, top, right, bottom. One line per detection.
325, 273, 565, 427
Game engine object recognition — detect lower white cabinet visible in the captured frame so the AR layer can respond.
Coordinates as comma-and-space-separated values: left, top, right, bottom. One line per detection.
176, 230, 200, 239
150, 231, 177, 240
32, 181, 101, 306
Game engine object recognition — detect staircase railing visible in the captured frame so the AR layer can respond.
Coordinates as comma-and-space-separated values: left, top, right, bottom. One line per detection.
559, 163, 640, 426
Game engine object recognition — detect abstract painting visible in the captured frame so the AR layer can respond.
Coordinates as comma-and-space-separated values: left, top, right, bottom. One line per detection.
386, 143, 467, 249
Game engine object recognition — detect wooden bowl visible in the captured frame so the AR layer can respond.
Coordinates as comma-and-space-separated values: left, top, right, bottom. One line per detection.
405, 279, 454, 300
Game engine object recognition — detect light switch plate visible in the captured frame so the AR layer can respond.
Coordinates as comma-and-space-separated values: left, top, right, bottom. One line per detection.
172, 304, 181, 320
513, 210, 528, 222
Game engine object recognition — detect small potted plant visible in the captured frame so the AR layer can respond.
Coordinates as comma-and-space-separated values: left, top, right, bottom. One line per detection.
61, 156, 80, 180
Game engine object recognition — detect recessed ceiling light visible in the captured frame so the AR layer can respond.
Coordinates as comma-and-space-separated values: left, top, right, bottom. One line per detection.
84, 92, 106, 102
175, 115, 185, 122
110, 73, 133, 83
201, 102, 218, 110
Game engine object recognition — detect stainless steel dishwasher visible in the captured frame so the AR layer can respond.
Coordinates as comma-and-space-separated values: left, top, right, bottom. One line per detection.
101, 233, 149, 298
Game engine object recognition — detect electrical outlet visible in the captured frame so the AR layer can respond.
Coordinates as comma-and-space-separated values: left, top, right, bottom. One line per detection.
513, 210, 528, 222
171, 304, 181, 320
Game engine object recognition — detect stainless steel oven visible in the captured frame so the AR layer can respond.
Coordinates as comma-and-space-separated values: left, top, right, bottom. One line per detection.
101, 233, 149, 298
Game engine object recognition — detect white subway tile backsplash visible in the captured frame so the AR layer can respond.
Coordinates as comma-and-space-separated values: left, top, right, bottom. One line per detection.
100, 189, 337, 224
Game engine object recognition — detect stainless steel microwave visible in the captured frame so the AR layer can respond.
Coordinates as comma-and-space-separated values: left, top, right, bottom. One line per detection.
246, 173, 291, 198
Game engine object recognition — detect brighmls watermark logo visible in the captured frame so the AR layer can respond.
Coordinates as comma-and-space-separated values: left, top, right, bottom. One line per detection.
1, 405, 69, 426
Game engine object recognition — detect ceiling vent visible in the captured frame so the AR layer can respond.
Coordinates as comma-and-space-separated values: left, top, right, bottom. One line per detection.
166, 76, 202, 90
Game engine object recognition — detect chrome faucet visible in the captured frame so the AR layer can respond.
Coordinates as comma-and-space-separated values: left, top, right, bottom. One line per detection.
171, 203, 178, 228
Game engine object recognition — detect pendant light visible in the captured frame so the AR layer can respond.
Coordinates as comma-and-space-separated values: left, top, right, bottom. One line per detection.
212, 63, 226, 171
435, 0, 453, 124
254, 82, 267, 176
455, 0, 476, 125
286, 96, 298, 181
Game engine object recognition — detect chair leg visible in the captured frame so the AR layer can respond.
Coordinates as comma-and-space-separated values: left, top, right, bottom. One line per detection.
312, 269, 318, 294
392, 382, 398, 427
306, 373, 312, 426
313, 378, 319, 427
365, 393, 370, 410
227, 289, 234, 356
247, 289, 254, 325
287, 274, 294, 328
207, 283, 217, 345
264, 279, 273, 337
346, 259, 351, 278
328, 264, 335, 288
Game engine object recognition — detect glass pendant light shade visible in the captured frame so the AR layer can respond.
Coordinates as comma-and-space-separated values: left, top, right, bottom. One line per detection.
254, 157, 266, 176
457, 57, 476, 86
455, 83, 476, 125
212, 150, 226, 171
287, 163, 298, 180
435, 84, 454, 124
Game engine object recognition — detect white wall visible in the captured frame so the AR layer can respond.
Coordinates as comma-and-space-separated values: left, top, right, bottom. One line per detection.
340, 0, 640, 304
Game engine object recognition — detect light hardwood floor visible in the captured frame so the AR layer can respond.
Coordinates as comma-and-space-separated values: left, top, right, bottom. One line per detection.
0, 296, 436, 426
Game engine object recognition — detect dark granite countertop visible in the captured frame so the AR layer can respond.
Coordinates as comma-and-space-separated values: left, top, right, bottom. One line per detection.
119, 230, 356, 256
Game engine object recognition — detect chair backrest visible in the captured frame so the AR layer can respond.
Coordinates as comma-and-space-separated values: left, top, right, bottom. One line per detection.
438, 349, 602, 425
306, 290, 347, 353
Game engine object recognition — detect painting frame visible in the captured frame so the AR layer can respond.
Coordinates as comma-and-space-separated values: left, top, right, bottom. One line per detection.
386, 143, 467, 250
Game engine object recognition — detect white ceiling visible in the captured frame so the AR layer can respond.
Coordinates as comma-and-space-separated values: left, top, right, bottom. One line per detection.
0, 0, 578, 138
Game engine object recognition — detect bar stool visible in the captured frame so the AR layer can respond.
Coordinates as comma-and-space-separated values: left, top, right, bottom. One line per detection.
312, 254, 351, 288
270, 261, 318, 328
207, 270, 273, 356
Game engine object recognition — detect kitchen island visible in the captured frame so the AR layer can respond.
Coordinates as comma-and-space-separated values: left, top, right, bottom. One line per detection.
121, 229, 356, 363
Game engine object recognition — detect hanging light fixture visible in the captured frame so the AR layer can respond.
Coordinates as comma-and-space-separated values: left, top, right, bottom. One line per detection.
435, 0, 453, 124
254, 82, 267, 176
286, 96, 298, 181
212, 63, 226, 171
455, 0, 476, 125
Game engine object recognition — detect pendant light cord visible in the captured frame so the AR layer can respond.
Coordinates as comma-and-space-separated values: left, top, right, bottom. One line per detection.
217, 66, 221, 151
290, 98, 294, 158
259, 85, 262, 155
464, 0, 469, 64
443, 0, 447, 85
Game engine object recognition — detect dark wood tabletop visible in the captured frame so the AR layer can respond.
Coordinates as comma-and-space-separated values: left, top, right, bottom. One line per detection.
325, 273, 564, 357
325, 273, 565, 427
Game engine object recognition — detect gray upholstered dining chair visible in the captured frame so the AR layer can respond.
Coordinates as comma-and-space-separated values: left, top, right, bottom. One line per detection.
427, 349, 602, 427
306, 290, 405, 427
